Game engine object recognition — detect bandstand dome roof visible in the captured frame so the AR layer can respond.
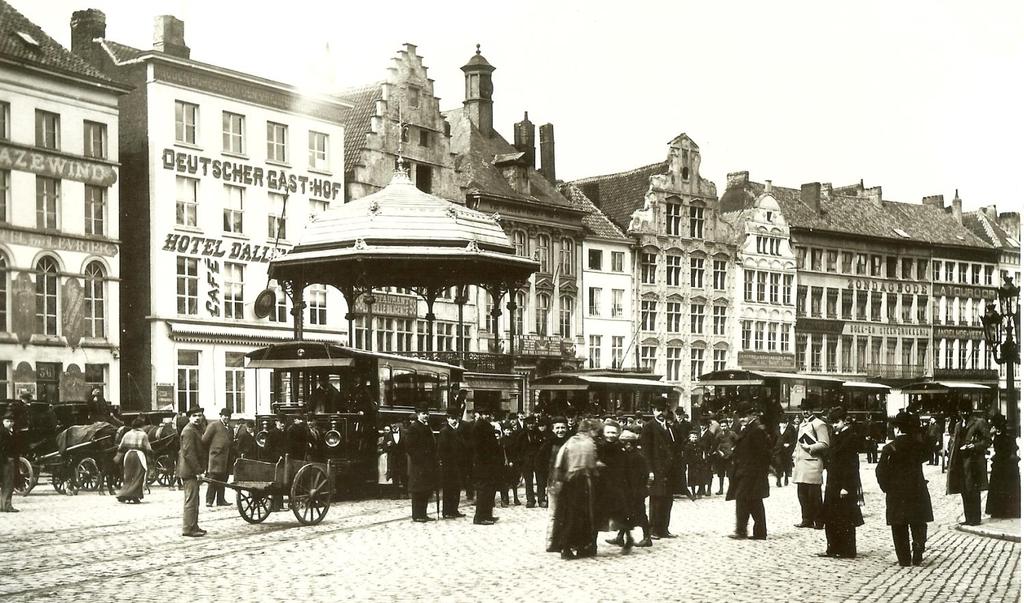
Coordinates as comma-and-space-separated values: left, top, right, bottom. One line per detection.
270, 168, 538, 290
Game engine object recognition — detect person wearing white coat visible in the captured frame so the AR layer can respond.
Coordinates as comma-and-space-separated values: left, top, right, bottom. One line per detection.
792, 400, 830, 529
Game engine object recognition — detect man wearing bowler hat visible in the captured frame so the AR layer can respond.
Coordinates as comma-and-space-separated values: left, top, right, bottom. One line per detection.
203, 407, 233, 507
437, 407, 466, 518
178, 406, 207, 537
727, 403, 771, 540
471, 401, 502, 525
641, 399, 679, 539
405, 402, 438, 522
793, 398, 830, 529
0, 410, 19, 512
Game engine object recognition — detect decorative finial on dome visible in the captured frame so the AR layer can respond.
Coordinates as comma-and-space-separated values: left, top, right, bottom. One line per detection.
390, 158, 413, 185
476, 43, 481, 55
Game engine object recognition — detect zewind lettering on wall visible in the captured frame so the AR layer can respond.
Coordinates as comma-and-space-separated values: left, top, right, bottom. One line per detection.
161, 149, 342, 200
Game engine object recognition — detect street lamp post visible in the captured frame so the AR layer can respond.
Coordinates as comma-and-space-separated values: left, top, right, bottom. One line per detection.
982, 275, 1021, 436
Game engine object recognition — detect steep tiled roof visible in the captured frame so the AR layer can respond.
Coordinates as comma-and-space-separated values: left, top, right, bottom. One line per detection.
99, 39, 144, 63
0, 0, 119, 86
963, 211, 1019, 251
335, 83, 384, 177
721, 179, 996, 250
444, 107, 576, 210
571, 161, 669, 233
558, 183, 629, 241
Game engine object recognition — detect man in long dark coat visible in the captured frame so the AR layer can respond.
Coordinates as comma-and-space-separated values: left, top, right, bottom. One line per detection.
437, 408, 465, 518
516, 415, 543, 508
405, 403, 438, 522
726, 403, 770, 540
946, 405, 990, 526
471, 404, 502, 525
818, 407, 864, 558
641, 402, 678, 539
202, 407, 233, 507
458, 409, 476, 501
876, 410, 933, 566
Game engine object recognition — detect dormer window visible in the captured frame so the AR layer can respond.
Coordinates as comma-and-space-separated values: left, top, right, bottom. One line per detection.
766, 211, 774, 222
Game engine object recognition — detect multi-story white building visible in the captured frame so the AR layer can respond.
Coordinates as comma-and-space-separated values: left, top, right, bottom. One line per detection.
720, 186, 797, 374
0, 2, 129, 402
71, 10, 349, 414
574, 134, 736, 411
560, 184, 633, 371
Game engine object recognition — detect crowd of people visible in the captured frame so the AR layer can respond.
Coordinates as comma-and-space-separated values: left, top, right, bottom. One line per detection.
380, 397, 1019, 565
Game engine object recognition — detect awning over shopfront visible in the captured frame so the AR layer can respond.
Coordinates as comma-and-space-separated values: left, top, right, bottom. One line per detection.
902, 381, 992, 395
167, 321, 348, 346
841, 381, 891, 391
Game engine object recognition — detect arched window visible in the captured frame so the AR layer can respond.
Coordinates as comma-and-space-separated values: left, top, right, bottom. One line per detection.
0, 252, 8, 332
535, 293, 550, 336
35, 256, 59, 335
559, 238, 574, 275
84, 262, 105, 338
513, 231, 527, 257
536, 234, 551, 273
559, 295, 574, 338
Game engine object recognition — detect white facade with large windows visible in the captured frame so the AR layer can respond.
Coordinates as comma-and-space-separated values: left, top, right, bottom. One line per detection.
72, 11, 349, 415
0, 9, 127, 402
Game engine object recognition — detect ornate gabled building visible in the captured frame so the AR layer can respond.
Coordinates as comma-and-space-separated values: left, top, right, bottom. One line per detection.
719, 185, 798, 375
573, 135, 737, 411
722, 174, 1001, 411
336, 45, 585, 411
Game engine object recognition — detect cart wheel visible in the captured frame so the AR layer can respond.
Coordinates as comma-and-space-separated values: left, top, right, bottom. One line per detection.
155, 454, 174, 486
75, 458, 100, 492
290, 464, 331, 526
14, 457, 35, 496
237, 491, 272, 524
51, 471, 67, 494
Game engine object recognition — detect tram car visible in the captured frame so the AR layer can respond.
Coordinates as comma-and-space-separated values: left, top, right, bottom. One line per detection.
245, 341, 465, 498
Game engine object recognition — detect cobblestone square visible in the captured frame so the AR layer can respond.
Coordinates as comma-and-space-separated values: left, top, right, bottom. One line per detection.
0, 462, 1017, 602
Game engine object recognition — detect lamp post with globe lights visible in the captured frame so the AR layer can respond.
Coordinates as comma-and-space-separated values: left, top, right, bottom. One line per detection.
982, 275, 1020, 435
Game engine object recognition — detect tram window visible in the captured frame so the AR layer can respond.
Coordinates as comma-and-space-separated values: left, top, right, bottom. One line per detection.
392, 369, 417, 406
419, 371, 440, 408
379, 367, 393, 405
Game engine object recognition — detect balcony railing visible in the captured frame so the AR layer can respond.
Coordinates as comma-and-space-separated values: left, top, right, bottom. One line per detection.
865, 363, 927, 380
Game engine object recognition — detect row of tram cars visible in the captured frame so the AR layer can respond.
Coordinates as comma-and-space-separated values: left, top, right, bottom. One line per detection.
0, 400, 179, 498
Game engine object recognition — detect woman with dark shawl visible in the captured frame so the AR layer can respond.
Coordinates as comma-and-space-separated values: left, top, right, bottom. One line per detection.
552, 417, 602, 559
986, 414, 1020, 519
116, 417, 153, 503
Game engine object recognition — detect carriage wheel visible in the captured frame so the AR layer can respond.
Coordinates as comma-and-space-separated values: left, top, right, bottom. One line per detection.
237, 490, 272, 524
14, 457, 35, 496
51, 471, 67, 494
75, 458, 101, 492
290, 464, 331, 526
155, 455, 174, 487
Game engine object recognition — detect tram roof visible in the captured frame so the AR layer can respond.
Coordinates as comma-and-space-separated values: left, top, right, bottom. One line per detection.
902, 381, 992, 394
697, 369, 845, 386
532, 373, 678, 391
245, 341, 464, 372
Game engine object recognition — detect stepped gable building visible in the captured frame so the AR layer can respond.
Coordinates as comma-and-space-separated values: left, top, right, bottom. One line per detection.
719, 184, 798, 375
721, 173, 1001, 410
71, 10, 350, 413
559, 182, 633, 373
443, 47, 588, 393
573, 135, 736, 411
0, 1, 129, 402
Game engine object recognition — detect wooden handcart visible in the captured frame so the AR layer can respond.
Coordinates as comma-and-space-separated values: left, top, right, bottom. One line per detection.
202, 455, 334, 526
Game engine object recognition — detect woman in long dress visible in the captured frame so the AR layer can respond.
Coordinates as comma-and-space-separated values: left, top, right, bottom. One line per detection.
116, 417, 153, 503
986, 414, 1020, 519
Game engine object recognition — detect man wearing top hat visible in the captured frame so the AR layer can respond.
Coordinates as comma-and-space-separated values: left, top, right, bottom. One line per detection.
405, 402, 439, 522
203, 407, 233, 507
946, 403, 991, 526
437, 407, 466, 518
876, 410, 934, 566
793, 399, 830, 529
0, 410, 19, 512
178, 406, 207, 537
640, 400, 679, 539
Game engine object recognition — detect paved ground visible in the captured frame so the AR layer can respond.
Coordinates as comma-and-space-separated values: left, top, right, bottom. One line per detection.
0, 461, 1018, 602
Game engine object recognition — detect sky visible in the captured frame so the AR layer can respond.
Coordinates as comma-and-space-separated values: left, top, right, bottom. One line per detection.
20, 0, 1024, 212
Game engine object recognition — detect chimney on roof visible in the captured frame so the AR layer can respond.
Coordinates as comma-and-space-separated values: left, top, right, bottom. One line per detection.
951, 189, 963, 224
865, 185, 882, 205
998, 211, 1020, 240
70, 9, 106, 68
539, 123, 556, 184
513, 112, 536, 169
726, 171, 749, 189
922, 194, 945, 210
461, 45, 495, 137
801, 182, 823, 214
153, 15, 190, 59
764, 179, 772, 193
981, 205, 998, 221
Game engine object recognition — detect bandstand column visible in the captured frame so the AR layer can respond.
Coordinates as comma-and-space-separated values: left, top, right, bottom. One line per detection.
455, 286, 470, 363
506, 295, 518, 365
364, 294, 376, 352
